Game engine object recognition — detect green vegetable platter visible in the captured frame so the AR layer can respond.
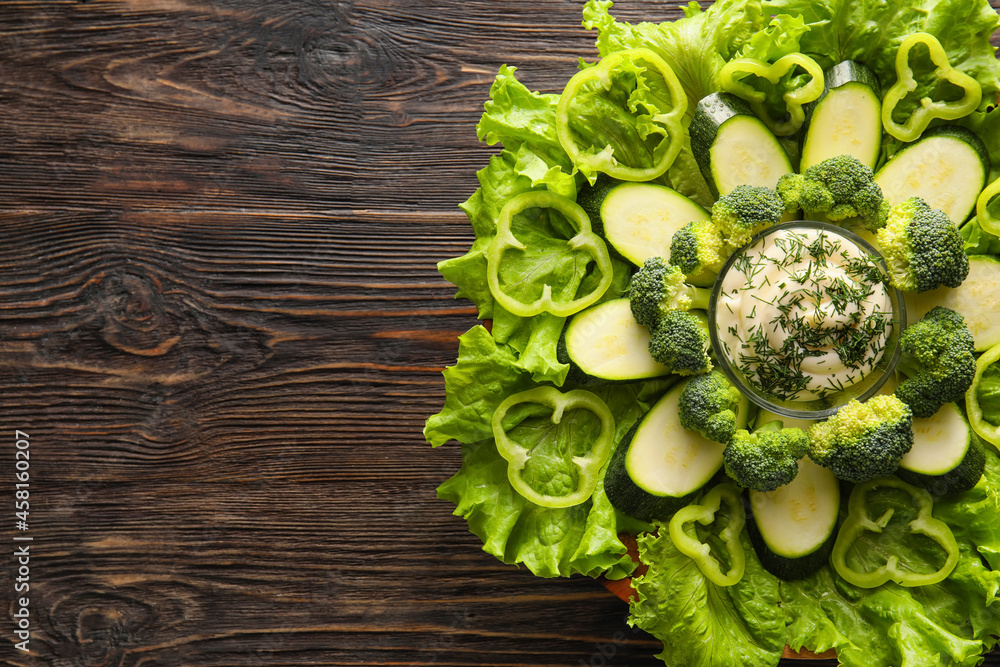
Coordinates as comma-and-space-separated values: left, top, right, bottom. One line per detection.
424, 1, 1000, 665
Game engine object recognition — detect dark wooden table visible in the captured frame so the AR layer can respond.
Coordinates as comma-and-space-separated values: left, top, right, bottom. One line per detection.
2, 1, 999, 665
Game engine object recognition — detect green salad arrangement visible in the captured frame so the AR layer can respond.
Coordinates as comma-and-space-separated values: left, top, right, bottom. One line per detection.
425, 0, 1000, 664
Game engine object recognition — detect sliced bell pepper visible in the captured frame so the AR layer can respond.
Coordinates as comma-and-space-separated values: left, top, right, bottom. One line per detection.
491, 386, 615, 509
486, 190, 613, 318
830, 476, 959, 588
976, 177, 1000, 238
555, 47, 687, 182
967, 341, 1000, 448
719, 53, 825, 136
881, 32, 983, 142
668, 483, 746, 586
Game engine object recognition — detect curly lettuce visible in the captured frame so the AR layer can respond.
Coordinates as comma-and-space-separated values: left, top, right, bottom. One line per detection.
438, 437, 637, 578
424, 325, 535, 447
630, 527, 786, 667
763, 0, 1000, 126
440, 66, 636, 384
440, 67, 574, 321
962, 217, 1000, 256
434, 380, 665, 578
782, 452, 1000, 666
582, 0, 765, 115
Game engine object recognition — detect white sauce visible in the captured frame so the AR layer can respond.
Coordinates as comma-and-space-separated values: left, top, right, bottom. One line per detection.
716, 226, 892, 401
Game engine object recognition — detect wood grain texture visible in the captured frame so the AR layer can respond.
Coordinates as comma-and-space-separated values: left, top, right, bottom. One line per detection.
1, 0, 999, 665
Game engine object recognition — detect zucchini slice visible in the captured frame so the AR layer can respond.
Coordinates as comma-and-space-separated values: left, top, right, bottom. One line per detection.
896, 402, 986, 496
557, 299, 672, 384
604, 379, 726, 521
578, 181, 710, 266
905, 254, 1000, 352
690, 92, 794, 197
576, 174, 621, 230
746, 457, 840, 580
800, 61, 882, 170
875, 125, 990, 224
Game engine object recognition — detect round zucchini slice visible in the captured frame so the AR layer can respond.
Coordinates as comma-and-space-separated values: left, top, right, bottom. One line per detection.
604, 379, 725, 521
800, 61, 882, 170
746, 457, 840, 580
690, 92, 793, 196
905, 254, 1000, 352
875, 125, 989, 225
557, 299, 672, 384
584, 182, 710, 267
897, 402, 985, 496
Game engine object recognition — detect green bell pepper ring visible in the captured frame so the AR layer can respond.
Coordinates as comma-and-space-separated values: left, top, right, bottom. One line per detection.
555, 47, 687, 182
668, 483, 746, 586
491, 386, 615, 509
719, 53, 825, 136
967, 341, 1000, 448
881, 32, 983, 142
830, 476, 959, 588
486, 190, 613, 318
976, 177, 1000, 238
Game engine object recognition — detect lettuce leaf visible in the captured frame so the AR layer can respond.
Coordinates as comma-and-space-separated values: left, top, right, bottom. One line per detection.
934, 449, 1000, 572
491, 308, 569, 385
440, 67, 578, 320
476, 65, 576, 199
438, 437, 637, 578
781, 450, 1000, 666
490, 253, 632, 386
965, 105, 1000, 183
738, 14, 811, 62
440, 64, 626, 382
763, 0, 1000, 117
442, 152, 533, 320
630, 527, 785, 667
424, 325, 535, 447
666, 137, 715, 208
437, 382, 663, 579
781, 538, 1000, 666
582, 0, 765, 120
961, 218, 1000, 256
577, 1, 808, 204
781, 566, 988, 666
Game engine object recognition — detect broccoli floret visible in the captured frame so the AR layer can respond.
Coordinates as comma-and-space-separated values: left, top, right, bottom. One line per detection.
628, 257, 715, 375
678, 370, 751, 443
724, 420, 811, 492
711, 185, 785, 250
647, 310, 713, 376
669, 219, 728, 287
808, 394, 914, 483
895, 306, 976, 418
776, 154, 889, 231
875, 197, 970, 293
627, 256, 711, 329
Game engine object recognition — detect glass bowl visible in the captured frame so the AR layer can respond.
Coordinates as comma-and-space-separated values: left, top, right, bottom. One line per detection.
708, 221, 905, 421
